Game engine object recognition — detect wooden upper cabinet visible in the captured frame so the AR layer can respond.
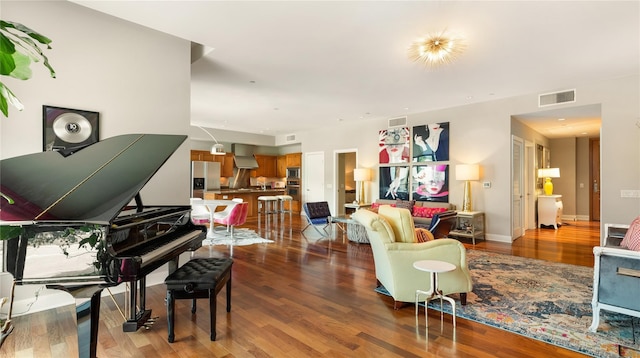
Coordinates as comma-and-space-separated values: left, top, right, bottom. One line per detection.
252, 155, 277, 177
276, 155, 287, 178
190, 150, 216, 162
221, 153, 235, 177
286, 153, 302, 167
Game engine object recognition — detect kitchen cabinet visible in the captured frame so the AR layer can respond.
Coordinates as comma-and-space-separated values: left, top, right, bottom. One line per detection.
221, 153, 234, 177
276, 155, 287, 178
286, 153, 302, 167
190, 150, 215, 162
191, 150, 234, 177
252, 155, 277, 177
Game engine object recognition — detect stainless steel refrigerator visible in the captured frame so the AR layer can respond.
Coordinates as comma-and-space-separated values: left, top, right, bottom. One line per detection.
191, 161, 221, 198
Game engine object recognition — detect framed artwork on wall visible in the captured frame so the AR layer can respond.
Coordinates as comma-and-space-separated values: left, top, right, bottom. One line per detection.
379, 127, 410, 164
43, 105, 99, 152
412, 122, 449, 162
411, 164, 449, 202
379, 166, 409, 200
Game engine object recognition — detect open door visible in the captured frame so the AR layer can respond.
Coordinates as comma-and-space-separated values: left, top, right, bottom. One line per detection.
512, 135, 524, 240
590, 138, 601, 221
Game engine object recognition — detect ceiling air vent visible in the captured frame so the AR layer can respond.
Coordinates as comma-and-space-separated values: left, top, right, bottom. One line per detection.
388, 116, 407, 128
285, 134, 296, 142
538, 89, 576, 107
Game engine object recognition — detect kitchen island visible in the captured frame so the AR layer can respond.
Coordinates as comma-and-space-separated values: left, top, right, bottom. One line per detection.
204, 188, 288, 218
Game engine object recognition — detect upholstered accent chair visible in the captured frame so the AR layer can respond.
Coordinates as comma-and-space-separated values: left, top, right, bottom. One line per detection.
352, 205, 472, 309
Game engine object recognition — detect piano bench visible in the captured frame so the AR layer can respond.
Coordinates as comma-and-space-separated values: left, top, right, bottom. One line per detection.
164, 257, 233, 343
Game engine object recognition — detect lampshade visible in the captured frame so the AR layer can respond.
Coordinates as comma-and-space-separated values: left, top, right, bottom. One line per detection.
538, 168, 560, 178
455, 164, 479, 181
197, 126, 225, 155
353, 168, 371, 182
211, 143, 225, 155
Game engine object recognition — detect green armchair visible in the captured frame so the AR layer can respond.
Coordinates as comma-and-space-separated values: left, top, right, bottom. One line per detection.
352, 205, 472, 309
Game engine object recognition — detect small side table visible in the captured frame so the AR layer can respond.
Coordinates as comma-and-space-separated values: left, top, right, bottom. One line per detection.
344, 202, 371, 215
449, 211, 485, 245
413, 260, 457, 327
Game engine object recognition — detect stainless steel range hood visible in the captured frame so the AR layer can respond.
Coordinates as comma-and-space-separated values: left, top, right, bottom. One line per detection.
232, 143, 259, 169
229, 143, 259, 189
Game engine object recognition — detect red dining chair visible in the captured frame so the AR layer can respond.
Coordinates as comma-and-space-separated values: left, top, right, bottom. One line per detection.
213, 202, 249, 240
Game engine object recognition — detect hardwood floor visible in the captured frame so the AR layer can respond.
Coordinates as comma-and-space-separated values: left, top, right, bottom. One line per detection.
0, 217, 600, 358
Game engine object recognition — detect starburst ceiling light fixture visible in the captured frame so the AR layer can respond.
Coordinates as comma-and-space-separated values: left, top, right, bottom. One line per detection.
407, 30, 466, 67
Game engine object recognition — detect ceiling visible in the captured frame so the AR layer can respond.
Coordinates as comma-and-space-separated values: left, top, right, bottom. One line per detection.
72, 1, 639, 138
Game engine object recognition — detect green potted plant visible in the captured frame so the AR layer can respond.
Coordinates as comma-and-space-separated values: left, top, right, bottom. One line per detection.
0, 20, 56, 117
0, 20, 56, 346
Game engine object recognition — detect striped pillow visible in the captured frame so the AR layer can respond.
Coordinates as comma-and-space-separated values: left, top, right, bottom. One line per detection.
621, 216, 640, 251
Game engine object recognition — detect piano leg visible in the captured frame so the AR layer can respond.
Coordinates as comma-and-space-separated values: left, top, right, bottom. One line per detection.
122, 278, 153, 332
47, 285, 104, 358
76, 289, 103, 358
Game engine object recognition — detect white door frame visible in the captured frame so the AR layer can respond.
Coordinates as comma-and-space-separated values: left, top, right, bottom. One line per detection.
333, 148, 359, 216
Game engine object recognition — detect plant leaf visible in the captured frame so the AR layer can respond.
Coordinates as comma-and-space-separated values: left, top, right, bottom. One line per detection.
0, 33, 17, 76
0, 225, 23, 240
0, 21, 52, 48
0, 82, 24, 117
8, 51, 32, 80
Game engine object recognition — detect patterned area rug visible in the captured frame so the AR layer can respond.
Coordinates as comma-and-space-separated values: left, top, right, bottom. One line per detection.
202, 227, 274, 246
375, 250, 640, 358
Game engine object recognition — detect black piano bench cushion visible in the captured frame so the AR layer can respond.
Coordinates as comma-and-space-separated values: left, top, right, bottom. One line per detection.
165, 258, 233, 291
165, 257, 233, 343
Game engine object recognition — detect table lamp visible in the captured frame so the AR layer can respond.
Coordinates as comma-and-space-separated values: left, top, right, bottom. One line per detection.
455, 164, 479, 212
353, 168, 371, 204
538, 168, 560, 196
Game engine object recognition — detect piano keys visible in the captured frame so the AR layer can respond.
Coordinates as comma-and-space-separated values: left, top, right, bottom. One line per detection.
0, 134, 207, 357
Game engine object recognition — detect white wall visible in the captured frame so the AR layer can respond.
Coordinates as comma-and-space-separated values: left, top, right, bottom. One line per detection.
1, 0, 638, 252
0, 0, 192, 314
300, 75, 640, 241
1, 0, 192, 206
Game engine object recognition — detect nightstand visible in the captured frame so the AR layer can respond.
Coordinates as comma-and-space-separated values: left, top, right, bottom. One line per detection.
449, 211, 485, 245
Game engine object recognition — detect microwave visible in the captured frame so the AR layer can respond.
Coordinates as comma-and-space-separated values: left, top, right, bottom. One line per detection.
286, 167, 300, 179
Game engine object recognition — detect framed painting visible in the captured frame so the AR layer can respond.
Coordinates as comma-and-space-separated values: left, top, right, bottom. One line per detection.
379, 127, 410, 164
379, 166, 409, 200
411, 164, 449, 202
43, 105, 99, 152
412, 122, 449, 162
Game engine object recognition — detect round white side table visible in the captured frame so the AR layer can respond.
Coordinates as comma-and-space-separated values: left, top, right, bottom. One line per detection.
413, 260, 457, 327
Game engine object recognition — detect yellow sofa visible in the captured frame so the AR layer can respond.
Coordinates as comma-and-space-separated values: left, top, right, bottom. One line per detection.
352, 205, 472, 308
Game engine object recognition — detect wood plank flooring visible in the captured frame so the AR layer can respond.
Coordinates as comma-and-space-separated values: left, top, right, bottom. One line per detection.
0, 216, 600, 358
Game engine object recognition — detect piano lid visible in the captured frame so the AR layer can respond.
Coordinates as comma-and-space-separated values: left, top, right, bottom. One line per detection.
0, 134, 187, 225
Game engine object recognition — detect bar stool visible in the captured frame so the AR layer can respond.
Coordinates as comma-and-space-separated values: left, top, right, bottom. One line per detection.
257, 195, 279, 228
276, 195, 293, 222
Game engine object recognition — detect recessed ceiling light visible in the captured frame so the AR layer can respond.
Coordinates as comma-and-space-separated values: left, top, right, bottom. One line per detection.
558, 118, 566, 121
273, 108, 279, 110
249, 80, 256, 83
466, 96, 473, 100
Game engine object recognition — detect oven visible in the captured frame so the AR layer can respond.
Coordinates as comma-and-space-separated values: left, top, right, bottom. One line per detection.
286, 180, 301, 201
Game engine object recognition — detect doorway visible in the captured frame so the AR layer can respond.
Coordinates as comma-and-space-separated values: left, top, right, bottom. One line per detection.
590, 138, 601, 221
334, 150, 357, 216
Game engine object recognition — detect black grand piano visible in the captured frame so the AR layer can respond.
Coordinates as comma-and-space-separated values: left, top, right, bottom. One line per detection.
0, 134, 207, 357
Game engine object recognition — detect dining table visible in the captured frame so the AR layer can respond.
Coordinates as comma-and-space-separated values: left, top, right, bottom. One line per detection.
201, 199, 240, 237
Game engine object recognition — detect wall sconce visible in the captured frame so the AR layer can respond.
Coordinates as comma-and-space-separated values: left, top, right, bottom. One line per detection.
455, 164, 480, 212
538, 168, 560, 196
353, 168, 371, 204
197, 126, 225, 155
